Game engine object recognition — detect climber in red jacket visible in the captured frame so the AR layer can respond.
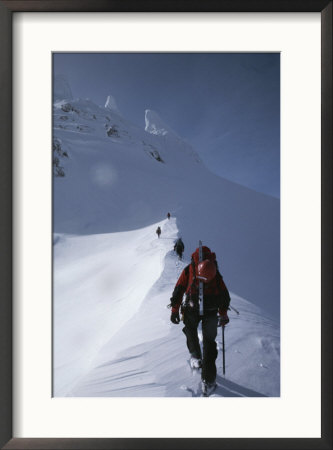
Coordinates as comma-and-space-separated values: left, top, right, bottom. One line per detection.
169, 245, 230, 394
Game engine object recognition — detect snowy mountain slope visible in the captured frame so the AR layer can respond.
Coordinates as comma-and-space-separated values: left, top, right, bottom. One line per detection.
53, 92, 279, 321
53, 83, 280, 396
54, 218, 279, 397
53, 219, 173, 395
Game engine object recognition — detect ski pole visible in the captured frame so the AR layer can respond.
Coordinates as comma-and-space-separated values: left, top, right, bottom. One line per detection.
229, 305, 240, 315
222, 324, 226, 376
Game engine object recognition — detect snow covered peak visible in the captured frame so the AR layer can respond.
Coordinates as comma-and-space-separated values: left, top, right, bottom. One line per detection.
53, 75, 73, 101
145, 109, 178, 137
105, 95, 120, 114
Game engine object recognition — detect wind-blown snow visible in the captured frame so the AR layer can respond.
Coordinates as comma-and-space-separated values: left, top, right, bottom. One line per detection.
53, 89, 280, 397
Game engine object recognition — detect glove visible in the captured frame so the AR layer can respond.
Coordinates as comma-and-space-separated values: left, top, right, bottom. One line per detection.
218, 313, 229, 327
171, 311, 180, 324
169, 296, 179, 308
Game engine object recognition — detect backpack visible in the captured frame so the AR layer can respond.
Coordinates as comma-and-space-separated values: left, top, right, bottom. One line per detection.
175, 239, 184, 252
184, 246, 228, 309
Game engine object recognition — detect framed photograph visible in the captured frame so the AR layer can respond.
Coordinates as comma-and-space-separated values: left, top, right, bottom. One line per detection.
0, 1, 331, 449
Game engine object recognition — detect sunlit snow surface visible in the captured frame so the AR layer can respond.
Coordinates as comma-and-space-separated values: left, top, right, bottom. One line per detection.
54, 219, 279, 397
53, 90, 280, 397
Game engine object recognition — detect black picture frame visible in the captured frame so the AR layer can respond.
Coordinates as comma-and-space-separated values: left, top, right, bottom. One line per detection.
0, 1, 331, 449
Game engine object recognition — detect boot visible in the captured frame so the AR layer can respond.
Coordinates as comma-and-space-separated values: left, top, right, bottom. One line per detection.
201, 379, 217, 396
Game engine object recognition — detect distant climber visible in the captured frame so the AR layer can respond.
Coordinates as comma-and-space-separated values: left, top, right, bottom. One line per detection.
169, 243, 231, 396
156, 226, 161, 238
174, 237, 185, 260
167, 212, 171, 219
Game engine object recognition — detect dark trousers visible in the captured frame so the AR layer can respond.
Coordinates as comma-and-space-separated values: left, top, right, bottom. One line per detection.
182, 309, 218, 383
176, 250, 183, 259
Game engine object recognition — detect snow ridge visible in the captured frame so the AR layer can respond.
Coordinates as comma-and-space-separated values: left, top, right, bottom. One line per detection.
55, 218, 279, 397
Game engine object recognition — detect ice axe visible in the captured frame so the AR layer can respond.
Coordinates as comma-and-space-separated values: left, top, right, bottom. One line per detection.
229, 305, 240, 315
222, 324, 226, 376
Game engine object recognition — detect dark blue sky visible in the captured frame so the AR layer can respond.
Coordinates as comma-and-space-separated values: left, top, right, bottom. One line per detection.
53, 53, 280, 198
